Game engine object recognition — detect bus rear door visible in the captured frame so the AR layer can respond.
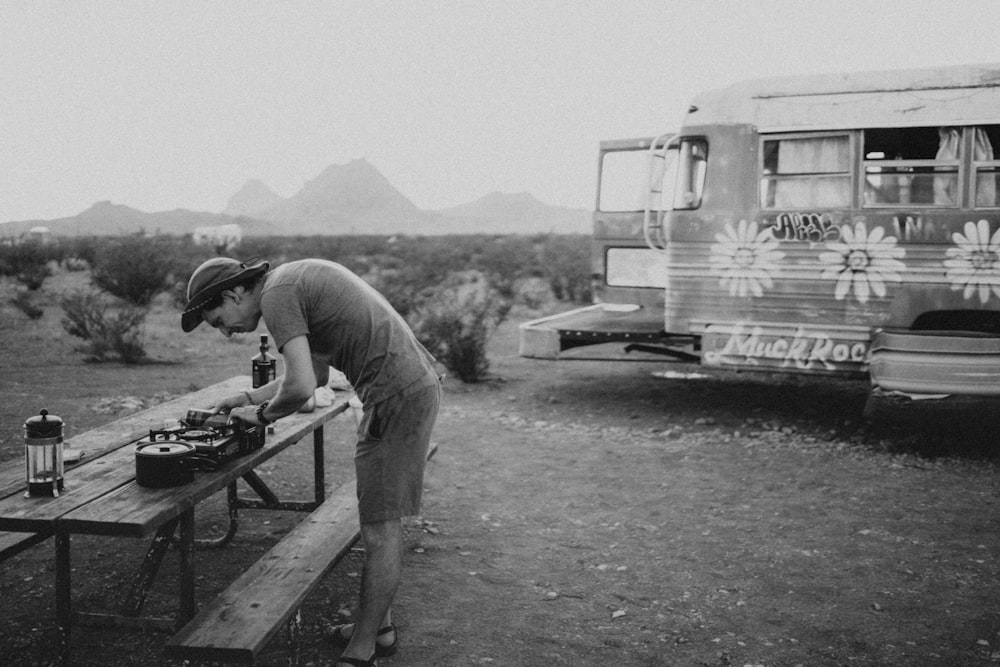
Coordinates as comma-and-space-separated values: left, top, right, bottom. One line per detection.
519, 136, 697, 361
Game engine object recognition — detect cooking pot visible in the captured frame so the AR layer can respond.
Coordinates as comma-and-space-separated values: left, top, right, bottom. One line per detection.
135, 441, 200, 488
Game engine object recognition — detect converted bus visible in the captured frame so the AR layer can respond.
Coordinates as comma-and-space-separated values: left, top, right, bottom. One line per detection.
520, 63, 1000, 407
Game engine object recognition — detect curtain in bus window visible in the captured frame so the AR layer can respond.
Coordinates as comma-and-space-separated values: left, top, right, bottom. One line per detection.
776, 137, 848, 173
974, 127, 997, 207
773, 136, 849, 208
933, 127, 960, 204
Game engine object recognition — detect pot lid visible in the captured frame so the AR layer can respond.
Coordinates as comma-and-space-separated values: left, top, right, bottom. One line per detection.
135, 441, 195, 457
24, 409, 63, 437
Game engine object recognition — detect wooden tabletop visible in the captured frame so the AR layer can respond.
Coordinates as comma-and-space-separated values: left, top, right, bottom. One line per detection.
0, 377, 351, 538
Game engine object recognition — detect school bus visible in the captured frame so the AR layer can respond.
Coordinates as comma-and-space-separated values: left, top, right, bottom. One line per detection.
520, 63, 1000, 404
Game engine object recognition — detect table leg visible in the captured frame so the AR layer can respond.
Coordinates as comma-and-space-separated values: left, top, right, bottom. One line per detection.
313, 425, 325, 504
120, 517, 179, 616
178, 508, 196, 624
242, 470, 280, 505
287, 608, 303, 667
194, 481, 239, 549
235, 470, 316, 512
55, 530, 71, 666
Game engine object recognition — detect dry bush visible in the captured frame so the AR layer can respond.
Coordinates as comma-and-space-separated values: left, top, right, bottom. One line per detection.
91, 236, 175, 306
11, 290, 44, 320
60, 290, 147, 364
0, 241, 58, 290
409, 271, 510, 382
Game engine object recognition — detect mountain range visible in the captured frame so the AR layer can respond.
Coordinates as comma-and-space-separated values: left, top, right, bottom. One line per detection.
0, 159, 590, 237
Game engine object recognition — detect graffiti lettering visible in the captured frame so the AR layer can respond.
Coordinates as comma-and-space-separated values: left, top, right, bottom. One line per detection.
767, 212, 840, 243
705, 322, 868, 372
894, 215, 918, 240
892, 214, 946, 242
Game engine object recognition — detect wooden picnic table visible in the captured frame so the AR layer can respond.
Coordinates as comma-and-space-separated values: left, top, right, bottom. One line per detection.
0, 376, 353, 664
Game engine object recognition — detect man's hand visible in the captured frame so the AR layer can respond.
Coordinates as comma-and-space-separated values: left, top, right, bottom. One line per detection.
211, 392, 251, 415
228, 405, 263, 426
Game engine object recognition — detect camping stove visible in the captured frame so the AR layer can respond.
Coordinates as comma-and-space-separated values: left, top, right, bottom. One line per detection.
137, 409, 265, 467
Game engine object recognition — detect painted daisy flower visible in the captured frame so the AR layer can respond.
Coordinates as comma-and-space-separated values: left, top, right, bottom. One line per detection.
943, 219, 1000, 304
819, 222, 905, 303
709, 219, 784, 297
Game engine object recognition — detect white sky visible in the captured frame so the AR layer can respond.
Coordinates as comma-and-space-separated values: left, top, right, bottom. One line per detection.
2, 0, 998, 222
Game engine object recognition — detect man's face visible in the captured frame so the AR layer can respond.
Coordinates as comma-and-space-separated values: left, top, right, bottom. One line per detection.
201, 289, 261, 338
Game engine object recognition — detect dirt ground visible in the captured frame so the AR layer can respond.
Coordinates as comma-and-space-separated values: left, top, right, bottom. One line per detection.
2, 273, 1000, 666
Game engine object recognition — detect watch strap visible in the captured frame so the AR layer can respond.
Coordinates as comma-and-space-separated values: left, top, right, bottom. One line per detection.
256, 400, 273, 425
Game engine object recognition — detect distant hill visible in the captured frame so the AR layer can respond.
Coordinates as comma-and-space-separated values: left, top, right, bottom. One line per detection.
0, 160, 590, 237
223, 180, 282, 217
435, 191, 589, 234
0, 201, 245, 237
246, 159, 433, 235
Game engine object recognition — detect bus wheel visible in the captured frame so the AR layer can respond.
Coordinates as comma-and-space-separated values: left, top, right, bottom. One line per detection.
864, 385, 1000, 455
862, 386, 924, 435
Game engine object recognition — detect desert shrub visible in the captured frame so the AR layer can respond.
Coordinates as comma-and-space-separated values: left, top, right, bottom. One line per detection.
362, 263, 421, 317
512, 275, 554, 309
536, 234, 591, 303
361, 251, 454, 318
63, 256, 90, 271
469, 236, 536, 298
11, 290, 44, 319
410, 271, 510, 383
236, 236, 286, 265
62, 236, 101, 267
91, 235, 175, 306
15, 262, 51, 291
314, 235, 393, 260
0, 240, 55, 289
60, 290, 147, 363
154, 232, 588, 327
234, 232, 591, 302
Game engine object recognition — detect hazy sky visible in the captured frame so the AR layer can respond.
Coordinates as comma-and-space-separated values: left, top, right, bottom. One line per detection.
2, 0, 999, 223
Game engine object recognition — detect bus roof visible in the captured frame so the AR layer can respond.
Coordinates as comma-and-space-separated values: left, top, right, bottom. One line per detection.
599, 137, 658, 151
685, 62, 1000, 132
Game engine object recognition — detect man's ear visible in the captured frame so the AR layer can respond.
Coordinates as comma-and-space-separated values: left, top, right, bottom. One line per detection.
221, 288, 241, 304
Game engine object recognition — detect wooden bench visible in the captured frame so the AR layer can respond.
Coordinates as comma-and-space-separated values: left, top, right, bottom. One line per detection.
165, 444, 437, 665
0, 529, 49, 560
164, 480, 361, 664
0, 463, 48, 560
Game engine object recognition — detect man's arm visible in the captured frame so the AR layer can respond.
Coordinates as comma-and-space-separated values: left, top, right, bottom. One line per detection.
265, 334, 316, 417
312, 353, 331, 388
230, 335, 316, 424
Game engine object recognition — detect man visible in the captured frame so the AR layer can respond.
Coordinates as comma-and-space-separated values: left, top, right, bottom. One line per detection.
181, 257, 441, 667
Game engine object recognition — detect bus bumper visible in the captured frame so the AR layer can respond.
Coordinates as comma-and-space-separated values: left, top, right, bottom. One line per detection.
518, 304, 667, 359
869, 328, 1000, 395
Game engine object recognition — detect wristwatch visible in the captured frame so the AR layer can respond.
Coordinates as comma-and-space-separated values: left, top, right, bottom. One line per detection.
256, 401, 274, 425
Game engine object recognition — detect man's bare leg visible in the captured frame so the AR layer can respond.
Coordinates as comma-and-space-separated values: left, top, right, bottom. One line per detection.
338, 518, 402, 663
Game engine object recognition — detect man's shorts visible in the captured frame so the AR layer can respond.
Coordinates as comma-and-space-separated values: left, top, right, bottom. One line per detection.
354, 377, 441, 523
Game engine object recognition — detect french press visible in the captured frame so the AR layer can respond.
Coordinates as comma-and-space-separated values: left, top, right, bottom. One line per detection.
24, 409, 65, 497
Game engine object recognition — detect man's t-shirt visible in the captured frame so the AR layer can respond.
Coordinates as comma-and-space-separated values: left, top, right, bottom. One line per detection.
260, 259, 437, 405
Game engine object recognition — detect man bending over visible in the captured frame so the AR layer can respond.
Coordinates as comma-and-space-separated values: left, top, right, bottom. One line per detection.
181, 257, 441, 667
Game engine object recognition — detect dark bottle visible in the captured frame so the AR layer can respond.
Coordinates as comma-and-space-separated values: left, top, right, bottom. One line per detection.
251, 334, 277, 388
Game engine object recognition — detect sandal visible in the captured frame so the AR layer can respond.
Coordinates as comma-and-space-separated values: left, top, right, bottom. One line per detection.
327, 622, 397, 658
334, 657, 377, 667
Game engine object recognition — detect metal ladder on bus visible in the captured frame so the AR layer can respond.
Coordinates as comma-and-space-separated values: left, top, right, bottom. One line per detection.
643, 132, 673, 251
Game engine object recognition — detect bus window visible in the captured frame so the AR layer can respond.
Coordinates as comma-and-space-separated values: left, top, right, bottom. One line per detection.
673, 138, 707, 209
863, 127, 959, 206
606, 247, 668, 287
599, 144, 680, 212
601, 150, 655, 212
974, 125, 1000, 208
760, 134, 850, 209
